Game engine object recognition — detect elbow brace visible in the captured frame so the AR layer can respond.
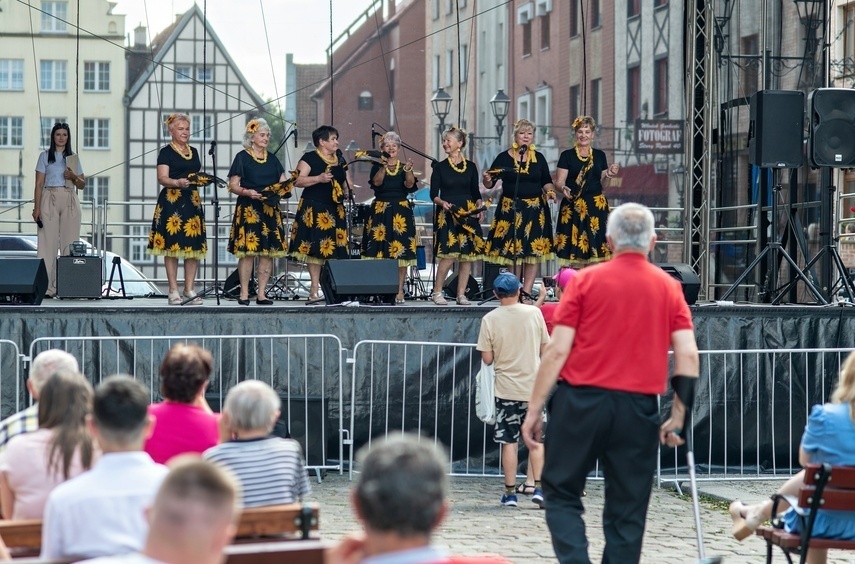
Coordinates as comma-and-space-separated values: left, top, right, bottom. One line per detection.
671, 375, 697, 436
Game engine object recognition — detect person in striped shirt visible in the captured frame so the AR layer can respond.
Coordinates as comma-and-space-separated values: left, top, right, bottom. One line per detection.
203, 380, 310, 507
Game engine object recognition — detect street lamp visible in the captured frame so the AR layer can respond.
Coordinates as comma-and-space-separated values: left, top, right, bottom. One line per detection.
430, 88, 453, 133
489, 89, 511, 139
344, 140, 360, 152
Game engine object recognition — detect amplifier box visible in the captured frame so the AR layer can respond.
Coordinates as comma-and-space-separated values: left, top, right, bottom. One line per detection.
57, 256, 102, 299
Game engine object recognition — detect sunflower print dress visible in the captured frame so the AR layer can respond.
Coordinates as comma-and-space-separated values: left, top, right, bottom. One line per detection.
554, 147, 611, 266
483, 150, 555, 265
147, 145, 208, 258
361, 163, 417, 266
226, 150, 289, 258
428, 158, 485, 261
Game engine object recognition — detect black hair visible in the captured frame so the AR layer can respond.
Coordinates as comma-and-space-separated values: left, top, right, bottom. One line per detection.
93, 375, 149, 443
47, 123, 74, 164
312, 125, 339, 147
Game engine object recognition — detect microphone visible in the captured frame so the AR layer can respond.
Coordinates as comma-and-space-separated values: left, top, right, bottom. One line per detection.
518, 144, 528, 156
357, 149, 390, 159
293, 125, 298, 148
208, 140, 217, 156
372, 123, 376, 149
336, 149, 348, 170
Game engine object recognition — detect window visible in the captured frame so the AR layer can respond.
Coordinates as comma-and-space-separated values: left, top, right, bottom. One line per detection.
195, 67, 212, 83
522, 21, 532, 56
591, 0, 601, 28
40, 117, 67, 148
845, 6, 855, 78
627, 66, 640, 122
432, 0, 440, 20
590, 78, 601, 123
0, 60, 24, 91
191, 114, 213, 140
175, 66, 192, 82
570, 85, 580, 121
628, 0, 640, 18
358, 91, 374, 111
535, 88, 552, 138
655, 0, 668, 6
445, 0, 453, 15
517, 93, 532, 122
0, 118, 24, 148
654, 57, 668, 117
569, 1, 578, 37
83, 118, 109, 149
218, 225, 236, 265
40, 1, 68, 33
432, 55, 440, 91
83, 62, 110, 92
741, 34, 759, 95
83, 176, 108, 205
541, 13, 551, 50
0, 176, 23, 204
130, 225, 153, 264
460, 44, 469, 82
445, 49, 454, 87
40, 60, 67, 91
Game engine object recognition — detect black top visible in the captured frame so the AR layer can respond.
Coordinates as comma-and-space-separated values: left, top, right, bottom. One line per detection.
157, 145, 201, 178
227, 150, 285, 189
489, 150, 553, 199
557, 147, 609, 196
368, 163, 416, 201
299, 150, 347, 205
429, 158, 481, 206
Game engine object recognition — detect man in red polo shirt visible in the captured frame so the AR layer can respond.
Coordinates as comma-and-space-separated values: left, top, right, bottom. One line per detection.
522, 203, 698, 564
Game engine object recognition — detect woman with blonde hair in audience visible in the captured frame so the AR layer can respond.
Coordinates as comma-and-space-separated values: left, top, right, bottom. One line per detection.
0, 371, 96, 519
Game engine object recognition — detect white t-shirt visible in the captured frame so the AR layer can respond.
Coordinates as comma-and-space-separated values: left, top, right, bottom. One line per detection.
80, 553, 165, 564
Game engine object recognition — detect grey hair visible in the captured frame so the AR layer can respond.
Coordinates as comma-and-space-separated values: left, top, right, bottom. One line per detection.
242, 118, 271, 149
605, 203, 656, 252
29, 349, 79, 394
381, 131, 402, 147
223, 380, 281, 432
513, 118, 535, 135
355, 434, 448, 537
442, 127, 467, 148
167, 113, 191, 133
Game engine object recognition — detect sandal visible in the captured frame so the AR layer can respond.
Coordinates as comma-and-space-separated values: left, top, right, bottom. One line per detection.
167, 290, 182, 306
515, 483, 536, 495
456, 295, 471, 306
395, 295, 406, 305
182, 290, 203, 305
431, 291, 448, 305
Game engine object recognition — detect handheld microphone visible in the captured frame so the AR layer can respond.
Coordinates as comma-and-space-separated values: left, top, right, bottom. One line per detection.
208, 140, 217, 156
336, 149, 348, 169
518, 144, 528, 155
371, 124, 376, 149
293, 125, 298, 148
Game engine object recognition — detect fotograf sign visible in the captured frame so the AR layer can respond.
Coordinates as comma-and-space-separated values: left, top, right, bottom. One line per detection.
634, 120, 684, 154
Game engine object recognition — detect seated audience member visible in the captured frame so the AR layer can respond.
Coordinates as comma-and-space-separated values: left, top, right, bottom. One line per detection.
145, 344, 220, 464
0, 371, 96, 519
203, 380, 310, 507
328, 434, 510, 564
0, 349, 79, 451
41, 376, 169, 561
80, 457, 241, 564
730, 350, 855, 564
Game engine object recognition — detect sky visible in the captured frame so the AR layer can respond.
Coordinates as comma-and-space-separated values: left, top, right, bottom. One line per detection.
112, 0, 378, 100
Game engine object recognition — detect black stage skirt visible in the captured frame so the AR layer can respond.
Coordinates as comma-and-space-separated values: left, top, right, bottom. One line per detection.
554, 193, 611, 266
484, 195, 555, 265
147, 187, 208, 258
227, 195, 288, 258
361, 199, 417, 267
287, 198, 349, 264
434, 199, 485, 261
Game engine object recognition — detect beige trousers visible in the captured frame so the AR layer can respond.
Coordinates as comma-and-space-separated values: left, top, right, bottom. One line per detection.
37, 186, 81, 295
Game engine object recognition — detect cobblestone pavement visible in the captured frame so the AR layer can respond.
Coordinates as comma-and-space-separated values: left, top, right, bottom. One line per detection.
310, 473, 855, 563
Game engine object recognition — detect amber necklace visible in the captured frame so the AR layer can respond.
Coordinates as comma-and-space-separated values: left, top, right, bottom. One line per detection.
316, 149, 337, 166
514, 152, 531, 175
448, 156, 467, 173
170, 142, 193, 161
247, 147, 267, 164
385, 160, 401, 176
574, 143, 592, 163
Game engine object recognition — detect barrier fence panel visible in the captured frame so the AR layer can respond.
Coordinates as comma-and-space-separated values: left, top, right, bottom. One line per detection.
28, 334, 345, 475
0, 340, 22, 421
349, 340, 503, 478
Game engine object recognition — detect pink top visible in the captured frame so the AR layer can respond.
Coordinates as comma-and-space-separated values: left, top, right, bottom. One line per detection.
144, 401, 220, 464
0, 428, 90, 519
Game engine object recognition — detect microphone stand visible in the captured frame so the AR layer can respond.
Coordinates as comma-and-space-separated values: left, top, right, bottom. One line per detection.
336, 150, 359, 260
184, 140, 225, 305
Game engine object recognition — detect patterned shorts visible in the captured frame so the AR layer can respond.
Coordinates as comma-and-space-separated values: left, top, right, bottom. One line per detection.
493, 398, 546, 444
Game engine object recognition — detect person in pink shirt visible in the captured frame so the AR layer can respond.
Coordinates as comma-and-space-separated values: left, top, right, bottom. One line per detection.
0, 371, 97, 519
536, 267, 577, 335
144, 344, 220, 464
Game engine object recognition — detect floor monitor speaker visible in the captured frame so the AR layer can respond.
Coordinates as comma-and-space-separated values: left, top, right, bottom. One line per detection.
748, 90, 804, 168
809, 88, 855, 167
0, 258, 48, 305
656, 263, 700, 305
443, 274, 479, 299
321, 259, 399, 304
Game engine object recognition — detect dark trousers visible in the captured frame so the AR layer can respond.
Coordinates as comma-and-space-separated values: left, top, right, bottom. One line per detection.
542, 383, 660, 564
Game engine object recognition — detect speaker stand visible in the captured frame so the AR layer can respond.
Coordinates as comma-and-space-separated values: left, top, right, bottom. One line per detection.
104, 255, 133, 300
721, 172, 827, 304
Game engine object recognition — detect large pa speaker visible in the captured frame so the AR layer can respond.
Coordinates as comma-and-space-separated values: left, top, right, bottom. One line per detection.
320, 259, 399, 304
808, 88, 855, 167
656, 263, 700, 306
0, 258, 48, 305
481, 262, 508, 293
56, 256, 102, 298
748, 90, 804, 168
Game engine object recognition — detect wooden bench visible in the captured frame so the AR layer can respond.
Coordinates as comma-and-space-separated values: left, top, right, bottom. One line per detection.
756, 463, 855, 564
0, 502, 319, 558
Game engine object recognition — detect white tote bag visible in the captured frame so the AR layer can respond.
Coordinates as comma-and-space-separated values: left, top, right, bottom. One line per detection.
475, 361, 496, 425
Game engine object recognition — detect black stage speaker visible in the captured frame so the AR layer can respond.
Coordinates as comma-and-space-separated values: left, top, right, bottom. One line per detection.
656, 263, 700, 305
809, 88, 855, 167
481, 262, 508, 293
748, 90, 804, 168
206, 393, 329, 466
56, 256, 102, 298
320, 259, 399, 304
443, 274, 479, 299
0, 258, 48, 305
223, 267, 257, 299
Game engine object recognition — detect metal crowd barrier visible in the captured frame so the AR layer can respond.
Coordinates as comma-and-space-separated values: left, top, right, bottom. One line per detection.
28, 334, 345, 477
0, 340, 22, 422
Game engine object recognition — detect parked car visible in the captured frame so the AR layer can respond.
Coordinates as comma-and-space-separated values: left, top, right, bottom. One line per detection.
0, 235, 160, 297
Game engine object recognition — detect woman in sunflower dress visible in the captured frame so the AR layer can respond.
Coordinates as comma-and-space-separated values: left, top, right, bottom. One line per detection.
554, 116, 619, 267
289, 125, 350, 300
147, 113, 208, 305
482, 119, 556, 298
226, 118, 290, 305
428, 127, 485, 306
361, 131, 418, 304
